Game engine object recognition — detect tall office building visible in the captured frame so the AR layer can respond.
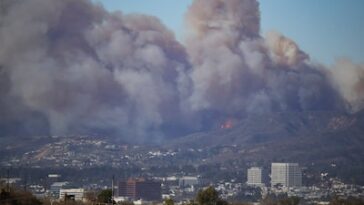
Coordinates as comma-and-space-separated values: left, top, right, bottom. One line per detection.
247, 167, 263, 186
271, 163, 302, 188
118, 178, 161, 201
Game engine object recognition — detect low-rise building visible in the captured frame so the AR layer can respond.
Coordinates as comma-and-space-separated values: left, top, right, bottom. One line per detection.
179, 176, 199, 187
59, 188, 84, 201
50, 182, 69, 199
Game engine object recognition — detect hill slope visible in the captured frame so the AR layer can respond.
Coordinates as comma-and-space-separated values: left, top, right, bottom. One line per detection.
167, 111, 364, 164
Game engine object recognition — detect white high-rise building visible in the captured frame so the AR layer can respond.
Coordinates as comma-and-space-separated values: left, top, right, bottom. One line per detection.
247, 167, 263, 186
271, 163, 302, 188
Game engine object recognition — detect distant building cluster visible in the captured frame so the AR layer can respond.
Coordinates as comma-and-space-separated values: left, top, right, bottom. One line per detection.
2, 149, 364, 205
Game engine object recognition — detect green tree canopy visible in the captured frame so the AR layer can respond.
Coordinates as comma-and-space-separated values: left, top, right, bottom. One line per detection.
97, 189, 112, 203
196, 187, 228, 205
164, 198, 174, 205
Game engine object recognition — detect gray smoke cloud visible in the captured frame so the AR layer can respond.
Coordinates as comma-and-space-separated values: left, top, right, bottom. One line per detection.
0, 0, 363, 142
185, 0, 344, 117
331, 59, 364, 112
0, 0, 191, 142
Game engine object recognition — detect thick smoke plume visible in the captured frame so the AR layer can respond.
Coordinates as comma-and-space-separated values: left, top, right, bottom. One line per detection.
0, 0, 363, 142
185, 0, 344, 116
0, 0, 190, 142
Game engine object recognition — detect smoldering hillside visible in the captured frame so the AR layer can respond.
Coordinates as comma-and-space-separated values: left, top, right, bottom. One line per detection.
0, 0, 363, 143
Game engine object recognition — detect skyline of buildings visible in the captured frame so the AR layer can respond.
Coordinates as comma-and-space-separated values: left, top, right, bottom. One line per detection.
2, 162, 364, 204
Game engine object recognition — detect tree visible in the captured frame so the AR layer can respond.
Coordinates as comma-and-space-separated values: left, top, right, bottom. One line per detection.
330, 196, 364, 205
118, 202, 134, 205
196, 187, 228, 205
98, 189, 113, 204
84, 191, 98, 203
0, 188, 42, 205
164, 198, 174, 205
278, 196, 300, 205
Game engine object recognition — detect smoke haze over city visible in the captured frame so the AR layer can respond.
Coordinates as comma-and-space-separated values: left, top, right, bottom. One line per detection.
1, 0, 364, 143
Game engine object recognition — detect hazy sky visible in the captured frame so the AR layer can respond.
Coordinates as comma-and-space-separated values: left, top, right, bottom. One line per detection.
96, 0, 364, 65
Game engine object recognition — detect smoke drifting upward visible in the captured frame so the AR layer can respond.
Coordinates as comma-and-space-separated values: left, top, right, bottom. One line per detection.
0, 0, 363, 142
331, 59, 364, 112
185, 0, 344, 117
0, 0, 190, 142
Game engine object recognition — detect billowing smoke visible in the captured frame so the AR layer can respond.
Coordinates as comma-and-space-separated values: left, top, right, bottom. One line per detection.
0, 0, 363, 142
0, 0, 190, 142
331, 59, 364, 112
265, 31, 309, 67
185, 0, 344, 117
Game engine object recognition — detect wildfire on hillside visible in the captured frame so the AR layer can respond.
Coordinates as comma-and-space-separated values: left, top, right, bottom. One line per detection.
221, 119, 233, 129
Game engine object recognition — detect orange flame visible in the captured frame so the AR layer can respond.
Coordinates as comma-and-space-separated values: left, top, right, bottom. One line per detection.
221, 119, 233, 129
